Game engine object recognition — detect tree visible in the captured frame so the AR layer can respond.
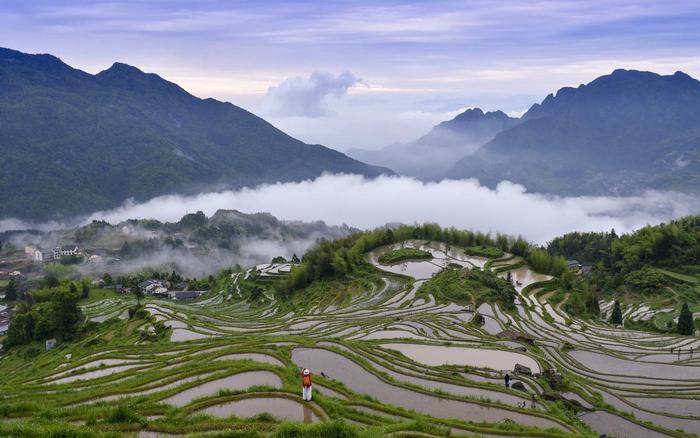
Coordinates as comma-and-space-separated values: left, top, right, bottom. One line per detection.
5, 279, 17, 301
586, 295, 600, 315
559, 269, 574, 292
5, 312, 35, 347
81, 282, 90, 299
45, 274, 60, 288
610, 300, 623, 325
133, 287, 144, 306
678, 303, 694, 335
102, 273, 113, 285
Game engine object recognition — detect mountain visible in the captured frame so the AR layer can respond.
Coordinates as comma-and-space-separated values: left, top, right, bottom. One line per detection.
446, 69, 700, 195
348, 108, 518, 179
0, 48, 391, 220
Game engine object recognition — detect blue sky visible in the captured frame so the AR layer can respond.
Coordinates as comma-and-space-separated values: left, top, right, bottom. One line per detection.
2, 0, 700, 150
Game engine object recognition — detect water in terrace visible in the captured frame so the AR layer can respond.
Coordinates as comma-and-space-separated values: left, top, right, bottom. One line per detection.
628, 396, 700, 417
579, 411, 670, 438
213, 353, 284, 367
291, 348, 563, 430
313, 384, 348, 400
381, 343, 541, 373
170, 329, 214, 342
162, 371, 282, 407
200, 397, 321, 422
363, 353, 527, 406
47, 364, 146, 384
570, 350, 700, 380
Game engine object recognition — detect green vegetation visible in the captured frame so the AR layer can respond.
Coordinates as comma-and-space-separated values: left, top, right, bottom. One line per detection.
377, 248, 432, 265
417, 266, 516, 309
5, 282, 83, 348
0, 48, 387, 220
678, 303, 694, 335
610, 300, 623, 325
278, 224, 546, 297
526, 249, 568, 277
464, 245, 504, 259
5, 278, 17, 301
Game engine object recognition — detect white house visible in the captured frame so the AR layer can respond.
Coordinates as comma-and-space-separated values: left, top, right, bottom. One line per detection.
34, 245, 80, 262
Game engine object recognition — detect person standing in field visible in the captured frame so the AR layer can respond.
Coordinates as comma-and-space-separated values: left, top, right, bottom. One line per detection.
301, 368, 313, 401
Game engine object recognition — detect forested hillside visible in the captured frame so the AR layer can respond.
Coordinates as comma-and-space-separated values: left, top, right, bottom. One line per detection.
0, 47, 390, 220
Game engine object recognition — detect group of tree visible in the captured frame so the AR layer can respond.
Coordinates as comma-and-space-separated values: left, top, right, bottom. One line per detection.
548, 217, 700, 291
4, 278, 18, 301
5, 283, 83, 348
276, 223, 549, 297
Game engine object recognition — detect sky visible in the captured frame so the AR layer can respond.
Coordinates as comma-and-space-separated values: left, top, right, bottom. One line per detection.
2, 0, 700, 151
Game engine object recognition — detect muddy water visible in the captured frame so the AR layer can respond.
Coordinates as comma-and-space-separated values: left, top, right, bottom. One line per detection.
506, 267, 551, 289
201, 397, 320, 422
381, 343, 541, 373
376, 260, 443, 279
162, 371, 282, 407
214, 353, 284, 367
291, 348, 564, 430
579, 411, 669, 438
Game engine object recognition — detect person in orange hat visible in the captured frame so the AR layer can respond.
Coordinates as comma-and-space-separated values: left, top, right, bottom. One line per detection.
301, 368, 313, 401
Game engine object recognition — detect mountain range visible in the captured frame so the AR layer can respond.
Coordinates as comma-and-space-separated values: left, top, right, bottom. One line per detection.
0, 48, 390, 220
3, 46, 699, 223
353, 69, 700, 196
348, 108, 519, 179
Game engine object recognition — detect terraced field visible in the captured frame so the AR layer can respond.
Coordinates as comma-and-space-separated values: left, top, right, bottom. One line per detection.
1, 240, 699, 437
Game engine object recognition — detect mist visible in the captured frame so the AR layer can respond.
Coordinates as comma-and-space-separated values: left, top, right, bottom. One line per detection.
66, 174, 700, 244
78, 237, 320, 279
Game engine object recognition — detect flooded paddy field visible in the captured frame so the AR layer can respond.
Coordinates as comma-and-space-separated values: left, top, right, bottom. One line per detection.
2, 239, 698, 437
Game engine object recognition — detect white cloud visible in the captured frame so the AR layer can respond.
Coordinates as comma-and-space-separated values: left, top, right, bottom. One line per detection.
264, 71, 363, 117
73, 175, 700, 244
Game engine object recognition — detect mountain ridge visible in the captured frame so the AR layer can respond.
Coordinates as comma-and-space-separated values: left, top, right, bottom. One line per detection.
0, 47, 392, 221
444, 69, 700, 194
348, 107, 519, 179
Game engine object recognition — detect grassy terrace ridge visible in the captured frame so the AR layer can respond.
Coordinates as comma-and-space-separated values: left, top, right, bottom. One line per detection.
377, 248, 433, 265
417, 266, 516, 309
464, 245, 505, 259
2, 223, 700, 437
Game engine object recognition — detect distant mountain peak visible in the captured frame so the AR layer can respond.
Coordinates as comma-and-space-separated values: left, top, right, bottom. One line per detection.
0, 47, 390, 220
100, 62, 144, 75
0, 46, 72, 73
448, 68, 700, 196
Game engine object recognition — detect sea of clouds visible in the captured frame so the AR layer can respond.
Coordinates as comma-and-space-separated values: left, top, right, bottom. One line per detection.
61, 174, 700, 244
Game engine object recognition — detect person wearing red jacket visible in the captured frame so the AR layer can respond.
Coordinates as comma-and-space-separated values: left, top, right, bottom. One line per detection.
301, 368, 313, 401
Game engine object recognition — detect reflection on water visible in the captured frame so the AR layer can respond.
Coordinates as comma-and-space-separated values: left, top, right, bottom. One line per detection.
201, 396, 321, 422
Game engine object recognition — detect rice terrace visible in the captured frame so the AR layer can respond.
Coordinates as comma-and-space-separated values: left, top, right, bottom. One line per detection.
1, 222, 699, 438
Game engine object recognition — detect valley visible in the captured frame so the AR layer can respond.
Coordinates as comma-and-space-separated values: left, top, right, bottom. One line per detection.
1, 236, 699, 437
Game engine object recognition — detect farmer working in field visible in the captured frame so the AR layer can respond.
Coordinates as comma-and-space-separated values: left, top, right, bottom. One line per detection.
301, 368, 313, 401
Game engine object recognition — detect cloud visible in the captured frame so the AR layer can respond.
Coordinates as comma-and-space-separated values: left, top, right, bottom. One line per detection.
66, 175, 700, 245
264, 71, 363, 117
77, 238, 321, 278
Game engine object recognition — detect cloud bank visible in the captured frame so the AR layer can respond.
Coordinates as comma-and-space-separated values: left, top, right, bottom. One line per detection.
264, 71, 363, 117
74, 175, 700, 244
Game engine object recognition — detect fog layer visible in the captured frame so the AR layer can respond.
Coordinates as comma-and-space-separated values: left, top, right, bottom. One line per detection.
72, 175, 700, 244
